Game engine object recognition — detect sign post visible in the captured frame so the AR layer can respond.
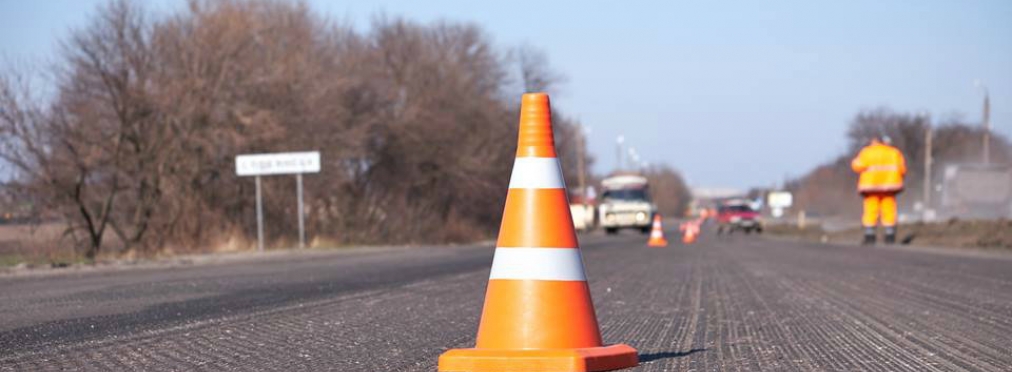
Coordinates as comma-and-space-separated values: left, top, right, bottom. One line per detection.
296, 173, 305, 249
236, 151, 320, 252
255, 175, 264, 252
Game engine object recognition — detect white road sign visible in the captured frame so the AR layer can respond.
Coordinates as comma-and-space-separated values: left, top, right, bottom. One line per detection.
767, 191, 794, 208
236, 151, 320, 176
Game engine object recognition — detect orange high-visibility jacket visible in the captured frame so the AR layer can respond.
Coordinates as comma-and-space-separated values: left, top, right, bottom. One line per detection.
851, 142, 907, 193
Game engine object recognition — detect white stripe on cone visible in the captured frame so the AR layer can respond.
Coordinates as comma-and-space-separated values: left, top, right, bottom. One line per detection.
488, 248, 587, 281
652, 218, 664, 237
507, 158, 566, 189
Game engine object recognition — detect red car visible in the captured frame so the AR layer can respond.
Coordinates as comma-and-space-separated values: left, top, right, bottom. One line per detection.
716, 202, 763, 235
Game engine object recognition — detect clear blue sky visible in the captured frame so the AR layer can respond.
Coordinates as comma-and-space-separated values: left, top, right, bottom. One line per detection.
2, 0, 1010, 189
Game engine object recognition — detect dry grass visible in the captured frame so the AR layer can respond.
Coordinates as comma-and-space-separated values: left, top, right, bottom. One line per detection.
0, 221, 358, 268
0, 223, 80, 266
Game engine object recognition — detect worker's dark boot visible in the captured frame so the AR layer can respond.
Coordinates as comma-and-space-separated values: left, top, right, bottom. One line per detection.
884, 227, 896, 245
862, 227, 876, 245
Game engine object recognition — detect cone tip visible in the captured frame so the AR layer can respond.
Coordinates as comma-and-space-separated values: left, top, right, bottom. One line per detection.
517, 93, 555, 157
522, 92, 550, 107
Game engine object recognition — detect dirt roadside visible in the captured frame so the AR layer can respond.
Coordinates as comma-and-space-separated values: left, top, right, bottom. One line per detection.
765, 218, 1012, 251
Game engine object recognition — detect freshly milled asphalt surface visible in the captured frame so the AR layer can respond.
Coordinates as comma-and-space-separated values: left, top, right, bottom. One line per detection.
2, 227, 1011, 371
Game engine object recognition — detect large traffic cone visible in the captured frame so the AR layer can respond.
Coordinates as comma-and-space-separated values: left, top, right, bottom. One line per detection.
439, 93, 638, 372
647, 214, 668, 247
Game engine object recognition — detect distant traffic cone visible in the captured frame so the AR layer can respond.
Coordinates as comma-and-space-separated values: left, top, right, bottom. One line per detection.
681, 221, 698, 244
647, 214, 668, 247
439, 93, 638, 372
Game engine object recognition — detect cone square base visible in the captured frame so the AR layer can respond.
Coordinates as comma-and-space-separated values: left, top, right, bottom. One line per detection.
648, 239, 668, 247
438, 344, 638, 372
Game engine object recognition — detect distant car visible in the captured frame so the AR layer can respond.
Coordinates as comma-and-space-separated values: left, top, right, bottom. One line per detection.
716, 203, 763, 235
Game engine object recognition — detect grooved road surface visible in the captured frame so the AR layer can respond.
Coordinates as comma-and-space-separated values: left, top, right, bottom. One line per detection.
2, 231, 1011, 371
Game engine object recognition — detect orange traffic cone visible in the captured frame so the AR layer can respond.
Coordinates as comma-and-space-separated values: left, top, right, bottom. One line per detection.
438, 93, 638, 372
647, 214, 668, 247
682, 220, 698, 244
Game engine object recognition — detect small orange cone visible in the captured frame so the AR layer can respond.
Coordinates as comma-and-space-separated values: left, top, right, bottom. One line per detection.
681, 220, 699, 244
682, 229, 697, 244
438, 93, 638, 372
647, 214, 668, 247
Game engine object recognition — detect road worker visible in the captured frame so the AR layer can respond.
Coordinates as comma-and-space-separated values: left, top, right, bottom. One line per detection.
851, 136, 907, 245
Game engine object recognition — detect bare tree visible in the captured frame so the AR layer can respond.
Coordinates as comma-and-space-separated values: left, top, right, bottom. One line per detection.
642, 164, 692, 217
0, 0, 155, 259
512, 43, 565, 95
1, 0, 593, 260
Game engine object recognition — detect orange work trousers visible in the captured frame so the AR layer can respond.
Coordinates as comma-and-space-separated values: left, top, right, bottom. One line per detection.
862, 192, 897, 227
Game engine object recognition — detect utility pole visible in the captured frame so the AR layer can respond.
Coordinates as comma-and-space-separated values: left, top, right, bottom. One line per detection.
923, 119, 933, 209
628, 147, 639, 171
976, 80, 991, 164
616, 135, 625, 171
983, 90, 991, 164
576, 124, 587, 206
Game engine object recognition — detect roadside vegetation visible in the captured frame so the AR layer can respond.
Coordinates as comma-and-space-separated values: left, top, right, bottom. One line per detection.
642, 165, 692, 218
0, 0, 635, 263
767, 219, 1012, 250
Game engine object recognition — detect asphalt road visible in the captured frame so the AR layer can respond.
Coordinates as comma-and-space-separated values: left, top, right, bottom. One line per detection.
1, 228, 1011, 371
